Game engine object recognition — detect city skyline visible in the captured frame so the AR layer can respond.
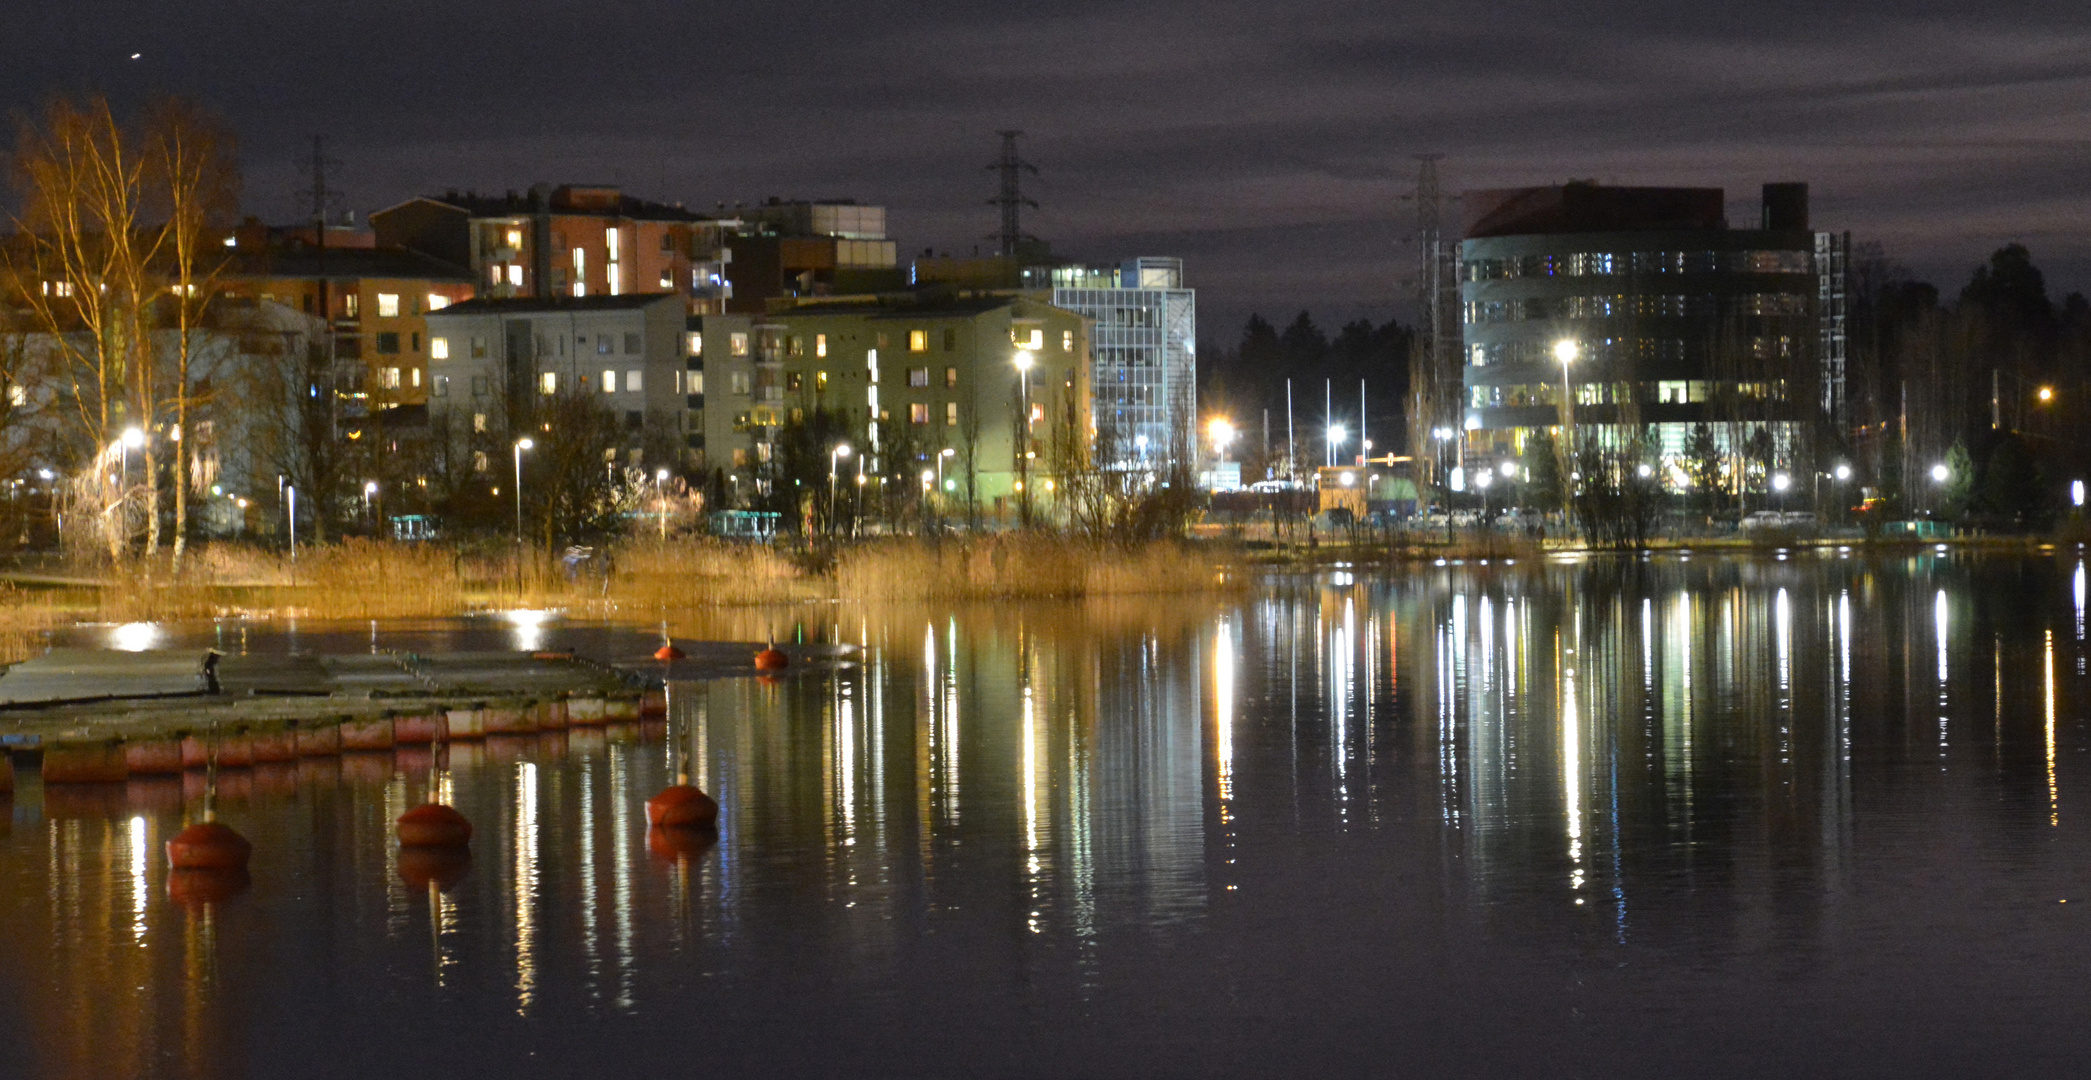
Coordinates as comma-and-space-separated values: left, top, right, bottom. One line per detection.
7, 0, 2086, 331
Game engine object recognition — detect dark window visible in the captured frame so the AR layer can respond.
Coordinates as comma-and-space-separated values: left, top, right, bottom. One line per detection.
908, 368, 929, 387
471, 376, 488, 397
787, 373, 803, 391
624, 333, 641, 354
942, 328, 957, 351
625, 411, 643, 430
597, 336, 613, 355
375, 332, 400, 354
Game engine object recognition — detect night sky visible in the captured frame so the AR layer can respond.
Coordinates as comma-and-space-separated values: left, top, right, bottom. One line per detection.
9, 0, 2089, 332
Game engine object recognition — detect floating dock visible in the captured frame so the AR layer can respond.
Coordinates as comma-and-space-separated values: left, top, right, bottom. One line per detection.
0, 641, 845, 789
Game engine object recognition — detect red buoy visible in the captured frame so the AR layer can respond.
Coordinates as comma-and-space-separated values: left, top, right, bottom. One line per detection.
647, 824, 719, 862
753, 645, 789, 671
398, 845, 472, 890
654, 642, 686, 660
166, 821, 252, 871
396, 803, 473, 847
168, 867, 251, 906
645, 784, 718, 828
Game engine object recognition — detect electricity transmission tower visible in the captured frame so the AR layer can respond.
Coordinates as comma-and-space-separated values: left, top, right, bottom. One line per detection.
1406, 154, 1462, 482
986, 130, 1038, 258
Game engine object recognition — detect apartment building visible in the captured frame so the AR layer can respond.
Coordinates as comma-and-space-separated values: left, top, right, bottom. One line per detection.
373, 185, 735, 313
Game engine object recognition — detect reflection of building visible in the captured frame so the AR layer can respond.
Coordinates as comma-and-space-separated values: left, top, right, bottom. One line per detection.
1458, 182, 1847, 485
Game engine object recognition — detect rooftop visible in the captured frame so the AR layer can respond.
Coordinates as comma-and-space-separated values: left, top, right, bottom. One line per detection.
428, 294, 678, 316
231, 246, 474, 282
405, 185, 716, 223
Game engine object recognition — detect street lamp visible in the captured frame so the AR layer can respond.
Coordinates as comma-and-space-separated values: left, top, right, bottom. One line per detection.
829, 444, 851, 534
1014, 350, 1035, 526
1326, 424, 1346, 469
512, 437, 534, 543
656, 467, 671, 541
1931, 463, 1950, 484
362, 479, 378, 532
1834, 463, 1852, 481
938, 446, 955, 494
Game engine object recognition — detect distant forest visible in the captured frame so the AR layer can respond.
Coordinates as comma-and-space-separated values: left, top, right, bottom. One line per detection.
1199, 313, 1414, 469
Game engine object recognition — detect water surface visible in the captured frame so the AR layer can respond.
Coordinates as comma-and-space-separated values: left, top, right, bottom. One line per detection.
7, 551, 2091, 1078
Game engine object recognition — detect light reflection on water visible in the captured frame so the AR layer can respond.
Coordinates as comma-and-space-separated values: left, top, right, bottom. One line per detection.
7, 554, 2091, 1076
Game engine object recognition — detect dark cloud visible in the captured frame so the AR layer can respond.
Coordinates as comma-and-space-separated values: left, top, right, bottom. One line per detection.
10, 1, 2090, 329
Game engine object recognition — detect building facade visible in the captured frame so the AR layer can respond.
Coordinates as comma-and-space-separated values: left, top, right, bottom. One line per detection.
373, 185, 735, 313
1458, 182, 1847, 488
715, 294, 1090, 513
423, 294, 691, 472
1035, 257, 1196, 469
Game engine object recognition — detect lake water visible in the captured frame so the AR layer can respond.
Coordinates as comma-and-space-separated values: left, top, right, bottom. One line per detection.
7, 550, 2091, 1078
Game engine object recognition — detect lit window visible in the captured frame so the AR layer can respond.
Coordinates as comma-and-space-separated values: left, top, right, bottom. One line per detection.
816, 371, 828, 391
625, 370, 642, 392
1023, 328, 1042, 349
375, 293, 399, 317
431, 337, 449, 360
606, 229, 619, 261
687, 332, 702, 355
659, 270, 673, 288
380, 367, 399, 389
343, 293, 359, 317
473, 450, 489, 472
908, 368, 929, 387
411, 367, 421, 387
908, 330, 928, 352
688, 372, 704, 394
7, 386, 24, 407
607, 265, 621, 295
506, 265, 522, 287
1029, 403, 1044, 423
816, 334, 827, 358
539, 372, 558, 395
427, 294, 451, 311
572, 282, 585, 298
730, 333, 750, 356
1063, 330, 1073, 351
945, 367, 958, 388
505, 228, 522, 249
602, 370, 618, 393
597, 336, 613, 355
573, 247, 585, 272
473, 413, 488, 433
731, 372, 751, 394
910, 403, 930, 424
489, 264, 503, 286
945, 402, 958, 426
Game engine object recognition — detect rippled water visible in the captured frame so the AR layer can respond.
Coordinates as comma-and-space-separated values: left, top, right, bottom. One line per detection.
8, 551, 2091, 1078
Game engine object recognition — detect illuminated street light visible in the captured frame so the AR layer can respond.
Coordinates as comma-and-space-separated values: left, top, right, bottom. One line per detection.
1771, 472, 1792, 492
121, 426, 145, 449
1326, 424, 1346, 468
2076, 480, 2086, 508
1553, 340, 1579, 366
1637, 463, 1653, 478
1209, 417, 1236, 455
1499, 459, 1517, 478
1931, 463, 1950, 484
1834, 463, 1852, 481
512, 438, 534, 543
2039, 385, 2055, 402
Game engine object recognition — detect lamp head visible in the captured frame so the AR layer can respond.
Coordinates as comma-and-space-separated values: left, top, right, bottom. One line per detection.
1013, 350, 1035, 372
1553, 339, 1579, 365
121, 427, 145, 448
516, 437, 534, 451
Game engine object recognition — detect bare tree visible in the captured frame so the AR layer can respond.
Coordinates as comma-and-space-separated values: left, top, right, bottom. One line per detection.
142, 98, 238, 564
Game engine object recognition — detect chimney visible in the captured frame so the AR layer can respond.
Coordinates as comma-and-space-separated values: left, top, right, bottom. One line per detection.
1761, 183, 1809, 231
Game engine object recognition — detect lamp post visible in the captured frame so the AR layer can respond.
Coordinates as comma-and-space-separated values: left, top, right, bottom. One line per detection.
1326, 424, 1345, 470
512, 437, 534, 544
655, 467, 672, 542
1014, 349, 1035, 527
362, 479, 378, 533
829, 444, 850, 535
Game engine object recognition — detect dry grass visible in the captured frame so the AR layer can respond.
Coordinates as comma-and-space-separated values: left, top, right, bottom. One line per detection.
833, 534, 1222, 602
4, 533, 1227, 625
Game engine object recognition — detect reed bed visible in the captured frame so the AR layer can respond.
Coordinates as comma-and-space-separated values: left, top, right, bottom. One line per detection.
6, 532, 1229, 625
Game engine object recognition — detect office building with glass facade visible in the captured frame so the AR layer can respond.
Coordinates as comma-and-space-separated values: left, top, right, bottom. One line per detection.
1457, 183, 1846, 489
